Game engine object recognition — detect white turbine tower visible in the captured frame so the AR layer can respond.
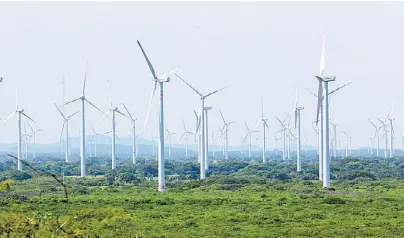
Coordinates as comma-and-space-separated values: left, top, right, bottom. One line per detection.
369, 119, 381, 156
275, 116, 288, 161
64, 63, 104, 178
252, 97, 269, 163
244, 121, 259, 158
122, 103, 138, 165
341, 131, 349, 157
135, 132, 144, 158
386, 101, 395, 158
1, 90, 35, 170
315, 75, 336, 188
54, 103, 79, 163
204, 106, 212, 170
219, 109, 235, 160
293, 89, 304, 172
330, 119, 338, 158
179, 120, 193, 158
27, 122, 41, 159
97, 102, 128, 170
165, 126, 176, 158
377, 118, 389, 159
175, 74, 227, 178
138, 40, 177, 192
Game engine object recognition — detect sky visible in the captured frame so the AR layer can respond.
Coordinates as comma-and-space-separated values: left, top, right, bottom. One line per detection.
0, 1, 404, 149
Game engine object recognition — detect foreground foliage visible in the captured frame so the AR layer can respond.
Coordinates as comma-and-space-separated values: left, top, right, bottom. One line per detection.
1, 156, 404, 237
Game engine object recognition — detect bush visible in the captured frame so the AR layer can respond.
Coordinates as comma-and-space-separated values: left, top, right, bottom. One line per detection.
323, 197, 346, 204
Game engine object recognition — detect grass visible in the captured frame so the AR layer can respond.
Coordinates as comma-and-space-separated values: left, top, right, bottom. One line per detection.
1, 176, 404, 237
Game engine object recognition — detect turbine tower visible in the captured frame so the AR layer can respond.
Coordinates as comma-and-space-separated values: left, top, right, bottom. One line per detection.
1, 90, 35, 170
341, 131, 349, 157
275, 116, 288, 161
122, 103, 138, 164
54, 103, 79, 163
244, 121, 259, 158
64, 63, 104, 178
97, 102, 128, 170
219, 109, 235, 160
179, 120, 193, 157
165, 126, 176, 158
138, 40, 177, 192
293, 89, 304, 172
175, 74, 227, 178
377, 118, 389, 159
27, 122, 41, 159
315, 75, 336, 188
369, 119, 381, 156
386, 101, 395, 158
253, 98, 269, 162
204, 106, 212, 170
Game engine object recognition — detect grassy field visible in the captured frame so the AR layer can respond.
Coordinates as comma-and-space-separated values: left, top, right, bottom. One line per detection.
1, 176, 404, 237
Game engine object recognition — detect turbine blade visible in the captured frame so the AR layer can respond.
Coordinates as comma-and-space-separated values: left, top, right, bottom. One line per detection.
64, 97, 81, 105
144, 81, 158, 126
329, 82, 352, 95
274, 116, 284, 127
54, 102, 66, 120
244, 121, 250, 132
21, 112, 35, 123
116, 109, 129, 119
319, 35, 326, 76
368, 119, 377, 129
389, 100, 396, 118
137, 40, 157, 79
305, 88, 317, 98
85, 98, 104, 115
95, 110, 110, 125
264, 120, 269, 128
60, 120, 65, 142
204, 85, 229, 98
121, 103, 133, 120
219, 108, 226, 124
68, 111, 79, 119
175, 73, 202, 96
1, 111, 16, 125
182, 120, 187, 131
82, 61, 89, 96
28, 121, 34, 133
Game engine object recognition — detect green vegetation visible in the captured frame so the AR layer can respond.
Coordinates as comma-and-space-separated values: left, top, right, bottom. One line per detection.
1, 156, 404, 237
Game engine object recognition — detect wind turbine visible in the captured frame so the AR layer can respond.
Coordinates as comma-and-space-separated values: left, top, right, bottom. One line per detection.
293, 89, 304, 171
122, 103, 138, 164
54, 103, 79, 163
64, 63, 104, 178
275, 116, 288, 161
135, 132, 144, 157
377, 118, 388, 159
386, 101, 395, 158
204, 106, 212, 170
90, 125, 99, 157
330, 118, 338, 158
341, 131, 349, 157
175, 74, 228, 178
1, 90, 35, 170
97, 102, 128, 170
179, 120, 193, 158
193, 109, 201, 160
369, 119, 382, 156
219, 109, 235, 160
244, 121, 259, 158
27, 122, 41, 159
138, 40, 177, 192
254, 98, 269, 162
165, 126, 176, 158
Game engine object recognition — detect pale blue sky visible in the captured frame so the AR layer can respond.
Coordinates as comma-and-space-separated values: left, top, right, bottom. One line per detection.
0, 2, 403, 149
